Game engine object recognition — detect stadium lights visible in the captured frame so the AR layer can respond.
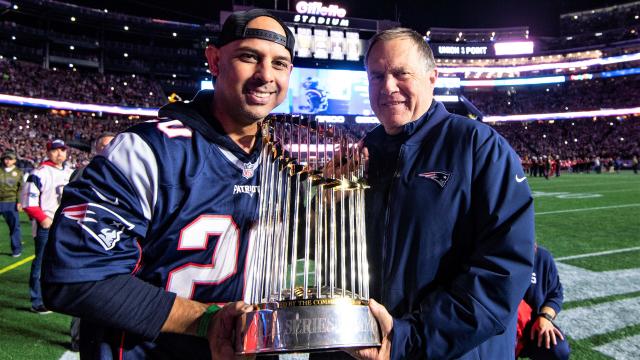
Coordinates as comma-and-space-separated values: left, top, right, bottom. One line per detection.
172, 32, 177, 37
483, 106, 640, 122
71, 16, 76, 22
123, 53, 128, 57
355, 116, 379, 124
494, 41, 534, 56
13, 4, 18, 9
124, 25, 129, 31
0, 93, 159, 117
460, 75, 565, 87
201, 81, 213, 90
315, 115, 345, 123
104, 9, 108, 13
11, 36, 16, 40
438, 51, 640, 75
69, 45, 74, 50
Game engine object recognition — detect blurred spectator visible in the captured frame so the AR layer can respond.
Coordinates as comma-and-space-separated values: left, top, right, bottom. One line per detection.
21, 139, 74, 314
1, 150, 23, 257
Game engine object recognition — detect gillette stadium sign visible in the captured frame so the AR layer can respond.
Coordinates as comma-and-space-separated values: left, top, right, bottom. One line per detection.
294, 1, 350, 27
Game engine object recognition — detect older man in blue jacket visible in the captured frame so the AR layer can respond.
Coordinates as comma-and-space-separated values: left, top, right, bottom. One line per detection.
354, 28, 535, 360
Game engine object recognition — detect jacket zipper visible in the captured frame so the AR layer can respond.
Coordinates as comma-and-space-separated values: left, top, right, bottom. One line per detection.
381, 145, 405, 302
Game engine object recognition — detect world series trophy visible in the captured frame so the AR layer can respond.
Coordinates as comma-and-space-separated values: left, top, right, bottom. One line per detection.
235, 115, 380, 354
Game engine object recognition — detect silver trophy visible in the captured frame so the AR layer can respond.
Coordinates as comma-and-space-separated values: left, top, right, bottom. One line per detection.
236, 115, 380, 354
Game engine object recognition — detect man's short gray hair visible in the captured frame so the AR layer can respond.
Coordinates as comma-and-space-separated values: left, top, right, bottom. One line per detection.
364, 28, 436, 72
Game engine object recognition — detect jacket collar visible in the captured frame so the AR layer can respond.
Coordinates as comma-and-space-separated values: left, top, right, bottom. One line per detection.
158, 90, 262, 163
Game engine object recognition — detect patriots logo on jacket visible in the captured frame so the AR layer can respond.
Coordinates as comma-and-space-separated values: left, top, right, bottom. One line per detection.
417, 171, 452, 188
61, 203, 135, 250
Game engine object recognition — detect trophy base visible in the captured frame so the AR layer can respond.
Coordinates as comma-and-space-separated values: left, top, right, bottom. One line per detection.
235, 299, 381, 354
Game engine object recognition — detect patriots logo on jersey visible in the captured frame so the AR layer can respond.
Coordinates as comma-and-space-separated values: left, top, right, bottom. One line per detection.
417, 171, 452, 188
61, 203, 135, 250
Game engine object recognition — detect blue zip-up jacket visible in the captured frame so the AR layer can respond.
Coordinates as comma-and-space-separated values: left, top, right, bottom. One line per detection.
364, 101, 535, 359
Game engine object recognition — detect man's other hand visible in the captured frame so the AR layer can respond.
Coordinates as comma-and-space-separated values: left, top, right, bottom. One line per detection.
347, 299, 392, 360
208, 301, 254, 360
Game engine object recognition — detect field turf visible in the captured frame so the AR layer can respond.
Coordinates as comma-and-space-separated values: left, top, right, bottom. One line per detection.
0, 171, 638, 359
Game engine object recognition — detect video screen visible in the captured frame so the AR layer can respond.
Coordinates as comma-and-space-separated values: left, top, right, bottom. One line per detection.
272, 67, 373, 115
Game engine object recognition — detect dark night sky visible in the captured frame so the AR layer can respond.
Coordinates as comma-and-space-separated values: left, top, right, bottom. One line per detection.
67, 0, 637, 36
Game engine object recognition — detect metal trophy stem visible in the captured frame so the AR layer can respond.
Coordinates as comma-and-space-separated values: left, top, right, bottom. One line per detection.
236, 115, 379, 354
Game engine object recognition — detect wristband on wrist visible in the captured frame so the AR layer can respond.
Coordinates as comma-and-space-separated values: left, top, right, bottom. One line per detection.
537, 312, 555, 322
197, 304, 222, 338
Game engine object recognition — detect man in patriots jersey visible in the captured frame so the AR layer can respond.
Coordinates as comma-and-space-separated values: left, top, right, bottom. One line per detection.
354, 28, 535, 360
41, 9, 294, 359
22, 139, 73, 314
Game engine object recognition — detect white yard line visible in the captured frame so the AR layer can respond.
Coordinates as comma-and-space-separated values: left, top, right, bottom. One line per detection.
555, 297, 640, 340
58, 351, 79, 360
531, 179, 640, 190
594, 335, 640, 360
536, 203, 640, 215
556, 246, 640, 261
557, 263, 640, 302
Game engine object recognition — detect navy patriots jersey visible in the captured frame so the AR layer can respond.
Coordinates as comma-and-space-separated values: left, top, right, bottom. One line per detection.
43, 92, 264, 358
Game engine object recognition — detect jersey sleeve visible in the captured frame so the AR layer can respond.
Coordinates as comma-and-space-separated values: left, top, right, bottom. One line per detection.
43, 132, 158, 283
22, 170, 48, 222
391, 130, 536, 359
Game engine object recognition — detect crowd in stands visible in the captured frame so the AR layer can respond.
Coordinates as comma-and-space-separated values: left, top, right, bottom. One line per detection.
1, 56, 638, 174
0, 59, 167, 107
1, 108, 637, 174
491, 116, 640, 172
0, 107, 138, 170
464, 75, 640, 116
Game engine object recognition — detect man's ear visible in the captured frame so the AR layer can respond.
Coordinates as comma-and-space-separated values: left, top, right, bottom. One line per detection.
428, 68, 438, 87
205, 45, 221, 76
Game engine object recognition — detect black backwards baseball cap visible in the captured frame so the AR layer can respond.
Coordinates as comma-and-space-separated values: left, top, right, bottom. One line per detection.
216, 9, 295, 59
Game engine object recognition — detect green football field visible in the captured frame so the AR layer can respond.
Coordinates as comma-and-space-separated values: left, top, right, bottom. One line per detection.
0, 172, 639, 359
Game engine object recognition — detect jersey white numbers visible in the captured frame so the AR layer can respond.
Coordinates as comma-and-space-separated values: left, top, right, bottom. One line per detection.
157, 119, 193, 138
166, 215, 239, 298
